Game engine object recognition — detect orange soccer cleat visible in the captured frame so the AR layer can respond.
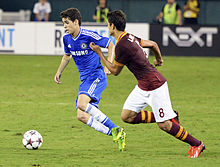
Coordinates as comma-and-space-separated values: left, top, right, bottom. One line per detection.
187, 142, 206, 158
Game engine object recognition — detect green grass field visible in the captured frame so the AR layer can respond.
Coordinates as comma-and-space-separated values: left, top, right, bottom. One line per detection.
0, 55, 220, 167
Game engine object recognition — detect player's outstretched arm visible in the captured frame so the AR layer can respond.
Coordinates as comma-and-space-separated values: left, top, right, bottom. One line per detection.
104, 42, 115, 75
107, 42, 115, 63
141, 39, 163, 66
90, 42, 123, 76
54, 54, 71, 84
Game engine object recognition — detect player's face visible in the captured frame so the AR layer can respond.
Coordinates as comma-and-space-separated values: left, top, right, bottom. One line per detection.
62, 17, 78, 35
107, 21, 114, 36
40, 0, 46, 5
168, 0, 175, 4
99, 0, 106, 7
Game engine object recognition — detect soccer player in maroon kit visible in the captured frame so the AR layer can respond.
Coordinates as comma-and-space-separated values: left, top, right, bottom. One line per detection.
90, 10, 205, 158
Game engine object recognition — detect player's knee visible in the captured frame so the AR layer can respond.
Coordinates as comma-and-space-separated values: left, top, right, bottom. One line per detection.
77, 111, 86, 122
77, 101, 87, 111
121, 113, 132, 123
76, 112, 83, 121
121, 110, 136, 123
121, 114, 128, 122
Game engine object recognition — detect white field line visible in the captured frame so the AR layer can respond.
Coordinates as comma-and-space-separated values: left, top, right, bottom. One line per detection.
0, 101, 120, 107
0, 101, 72, 105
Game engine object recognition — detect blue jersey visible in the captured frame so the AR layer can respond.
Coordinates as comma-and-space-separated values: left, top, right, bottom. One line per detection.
63, 28, 111, 81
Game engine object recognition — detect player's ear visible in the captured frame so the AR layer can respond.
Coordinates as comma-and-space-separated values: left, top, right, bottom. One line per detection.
74, 19, 79, 25
112, 24, 116, 30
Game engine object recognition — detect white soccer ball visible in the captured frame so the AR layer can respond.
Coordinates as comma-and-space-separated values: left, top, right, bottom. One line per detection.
22, 130, 43, 150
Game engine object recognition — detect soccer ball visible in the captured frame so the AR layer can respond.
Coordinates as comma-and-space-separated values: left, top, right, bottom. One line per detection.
22, 130, 43, 150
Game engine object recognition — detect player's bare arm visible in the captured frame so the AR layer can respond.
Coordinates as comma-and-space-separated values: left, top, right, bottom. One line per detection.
54, 54, 71, 84
107, 42, 115, 63
141, 39, 163, 66
105, 42, 115, 75
90, 42, 123, 76
177, 9, 182, 25
45, 13, 50, 21
36, 13, 41, 21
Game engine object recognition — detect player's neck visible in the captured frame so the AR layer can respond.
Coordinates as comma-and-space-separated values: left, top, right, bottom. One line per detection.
71, 27, 80, 38
114, 31, 125, 40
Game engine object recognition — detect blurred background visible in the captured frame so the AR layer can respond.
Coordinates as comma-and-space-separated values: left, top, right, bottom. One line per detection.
0, 0, 220, 24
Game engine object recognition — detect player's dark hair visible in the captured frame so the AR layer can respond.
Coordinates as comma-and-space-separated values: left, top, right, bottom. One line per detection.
60, 8, 82, 26
107, 10, 126, 31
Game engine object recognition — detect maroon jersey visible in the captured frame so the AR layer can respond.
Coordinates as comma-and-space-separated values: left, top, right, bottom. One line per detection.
115, 32, 166, 91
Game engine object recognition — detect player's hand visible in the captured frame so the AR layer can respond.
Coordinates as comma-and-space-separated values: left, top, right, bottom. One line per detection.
90, 42, 102, 54
154, 59, 163, 66
54, 72, 62, 84
104, 66, 111, 75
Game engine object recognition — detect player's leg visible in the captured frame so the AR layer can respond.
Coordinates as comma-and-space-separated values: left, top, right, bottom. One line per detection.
77, 108, 111, 135
152, 82, 205, 158
85, 102, 117, 130
120, 85, 155, 124
121, 109, 155, 124
77, 94, 112, 135
79, 74, 118, 132
77, 74, 124, 142
121, 109, 179, 124
157, 120, 205, 158
84, 101, 126, 141
85, 102, 124, 142
77, 73, 126, 150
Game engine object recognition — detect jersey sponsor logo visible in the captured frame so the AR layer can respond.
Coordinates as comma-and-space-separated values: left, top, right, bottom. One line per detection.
80, 43, 87, 49
70, 50, 89, 56
163, 26, 218, 47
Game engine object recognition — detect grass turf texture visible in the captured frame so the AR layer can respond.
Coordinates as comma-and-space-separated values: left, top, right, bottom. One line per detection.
0, 55, 220, 167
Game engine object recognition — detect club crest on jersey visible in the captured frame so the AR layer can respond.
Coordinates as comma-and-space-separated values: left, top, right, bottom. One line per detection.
80, 43, 87, 49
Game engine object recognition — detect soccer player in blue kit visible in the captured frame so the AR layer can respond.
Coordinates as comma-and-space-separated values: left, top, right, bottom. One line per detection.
54, 8, 126, 151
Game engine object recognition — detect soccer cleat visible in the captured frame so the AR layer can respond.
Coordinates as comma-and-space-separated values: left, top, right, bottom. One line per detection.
187, 142, 205, 158
170, 110, 180, 124
118, 130, 126, 151
111, 127, 124, 142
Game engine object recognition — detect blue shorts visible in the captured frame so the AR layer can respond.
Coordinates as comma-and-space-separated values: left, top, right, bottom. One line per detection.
76, 71, 107, 109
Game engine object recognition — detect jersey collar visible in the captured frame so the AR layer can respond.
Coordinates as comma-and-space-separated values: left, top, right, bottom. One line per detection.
116, 31, 127, 44
72, 28, 82, 41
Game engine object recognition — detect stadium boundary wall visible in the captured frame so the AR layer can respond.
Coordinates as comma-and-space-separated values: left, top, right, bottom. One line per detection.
150, 24, 220, 57
0, 22, 219, 56
0, 22, 149, 55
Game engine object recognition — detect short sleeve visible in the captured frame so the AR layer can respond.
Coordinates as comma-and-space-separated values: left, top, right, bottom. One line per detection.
46, 3, 51, 13
33, 3, 39, 14
63, 36, 71, 55
135, 36, 142, 46
90, 31, 111, 48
